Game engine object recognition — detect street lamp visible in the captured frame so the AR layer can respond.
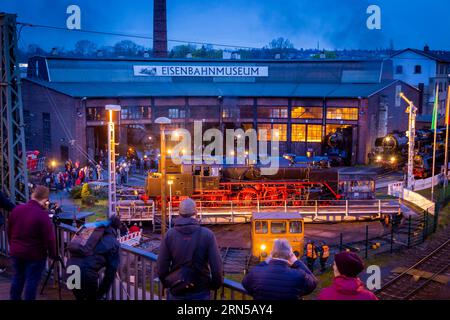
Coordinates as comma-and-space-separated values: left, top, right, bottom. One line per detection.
105, 104, 121, 218
168, 179, 173, 229
399, 93, 417, 191
155, 116, 171, 237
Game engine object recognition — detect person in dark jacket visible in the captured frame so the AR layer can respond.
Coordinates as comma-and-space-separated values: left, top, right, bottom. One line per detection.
0, 190, 15, 273
68, 216, 121, 300
7, 185, 56, 300
318, 251, 377, 300
157, 198, 223, 300
242, 239, 318, 300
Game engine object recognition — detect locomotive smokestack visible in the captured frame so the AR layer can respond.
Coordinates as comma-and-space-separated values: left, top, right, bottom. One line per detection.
153, 0, 168, 58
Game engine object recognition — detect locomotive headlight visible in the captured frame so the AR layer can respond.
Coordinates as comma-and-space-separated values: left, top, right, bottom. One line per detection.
390, 157, 396, 163
376, 155, 382, 162
260, 244, 267, 251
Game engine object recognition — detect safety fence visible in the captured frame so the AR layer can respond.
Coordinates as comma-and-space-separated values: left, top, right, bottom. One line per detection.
0, 217, 250, 300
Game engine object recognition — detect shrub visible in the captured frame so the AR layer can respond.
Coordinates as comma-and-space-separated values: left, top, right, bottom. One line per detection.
81, 183, 91, 199
92, 187, 108, 200
70, 185, 82, 199
82, 195, 97, 207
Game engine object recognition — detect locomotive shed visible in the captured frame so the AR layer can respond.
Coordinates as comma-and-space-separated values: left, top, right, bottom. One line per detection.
22, 56, 420, 167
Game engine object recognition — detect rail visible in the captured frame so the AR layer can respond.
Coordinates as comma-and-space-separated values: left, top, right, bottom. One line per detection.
159, 199, 400, 224
0, 218, 249, 300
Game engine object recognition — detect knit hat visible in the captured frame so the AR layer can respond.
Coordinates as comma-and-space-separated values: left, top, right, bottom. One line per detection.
334, 252, 364, 278
179, 198, 197, 217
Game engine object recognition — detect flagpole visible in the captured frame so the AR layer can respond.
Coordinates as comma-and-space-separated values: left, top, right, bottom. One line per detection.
444, 85, 450, 188
431, 83, 439, 201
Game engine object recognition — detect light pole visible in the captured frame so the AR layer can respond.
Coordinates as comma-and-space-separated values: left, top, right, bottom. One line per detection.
168, 179, 173, 229
155, 117, 171, 237
105, 104, 121, 218
399, 93, 417, 191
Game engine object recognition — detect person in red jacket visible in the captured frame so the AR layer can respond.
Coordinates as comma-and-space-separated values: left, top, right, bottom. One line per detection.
7, 185, 56, 300
318, 251, 378, 300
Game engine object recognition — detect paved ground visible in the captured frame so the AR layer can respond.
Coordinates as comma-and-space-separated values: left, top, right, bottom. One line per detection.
0, 256, 73, 300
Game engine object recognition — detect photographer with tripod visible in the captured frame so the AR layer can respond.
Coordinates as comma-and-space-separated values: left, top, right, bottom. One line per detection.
7, 186, 56, 300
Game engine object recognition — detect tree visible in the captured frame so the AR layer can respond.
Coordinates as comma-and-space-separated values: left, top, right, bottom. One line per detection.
74, 40, 97, 56
169, 44, 196, 58
268, 37, 294, 50
114, 40, 139, 57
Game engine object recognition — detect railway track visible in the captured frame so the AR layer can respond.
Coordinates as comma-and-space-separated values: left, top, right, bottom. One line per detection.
220, 247, 254, 274
376, 235, 450, 300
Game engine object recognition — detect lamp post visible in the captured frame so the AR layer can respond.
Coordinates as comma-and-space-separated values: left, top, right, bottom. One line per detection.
168, 179, 173, 229
155, 117, 171, 237
399, 93, 417, 191
105, 104, 121, 218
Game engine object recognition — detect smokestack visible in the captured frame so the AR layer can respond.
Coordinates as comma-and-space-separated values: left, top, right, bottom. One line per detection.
153, 0, 168, 58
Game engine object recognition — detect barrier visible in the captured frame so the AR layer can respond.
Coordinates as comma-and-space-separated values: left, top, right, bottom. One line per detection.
388, 182, 435, 213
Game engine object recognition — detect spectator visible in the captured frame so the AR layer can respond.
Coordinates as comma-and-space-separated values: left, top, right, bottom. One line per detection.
0, 191, 15, 273
129, 223, 140, 234
68, 216, 121, 300
157, 198, 223, 300
318, 251, 378, 300
7, 186, 56, 300
242, 239, 317, 300
119, 222, 128, 237
305, 240, 318, 272
318, 241, 330, 273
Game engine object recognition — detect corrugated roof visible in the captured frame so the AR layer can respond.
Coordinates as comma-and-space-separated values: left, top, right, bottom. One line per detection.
26, 78, 401, 98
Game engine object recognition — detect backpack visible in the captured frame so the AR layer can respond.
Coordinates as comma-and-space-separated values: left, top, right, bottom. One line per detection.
68, 226, 106, 257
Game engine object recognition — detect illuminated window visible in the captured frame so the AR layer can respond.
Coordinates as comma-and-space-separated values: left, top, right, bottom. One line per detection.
257, 123, 287, 141
271, 221, 286, 234
272, 124, 287, 141
258, 107, 288, 119
270, 107, 288, 118
255, 221, 268, 234
307, 125, 322, 142
292, 107, 323, 119
168, 108, 186, 119
326, 108, 358, 120
291, 124, 306, 142
258, 124, 272, 140
326, 124, 351, 135
222, 106, 239, 119
289, 221, 303, 234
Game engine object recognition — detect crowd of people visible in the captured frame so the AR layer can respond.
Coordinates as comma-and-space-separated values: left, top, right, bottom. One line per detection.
0, 188, 379, 301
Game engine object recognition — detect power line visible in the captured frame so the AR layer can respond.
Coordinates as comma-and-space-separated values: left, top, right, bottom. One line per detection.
17, 21, 262, 50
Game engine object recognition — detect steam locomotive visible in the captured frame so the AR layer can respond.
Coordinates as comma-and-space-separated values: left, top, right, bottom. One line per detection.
372, 128, 448, 178
145, 157, 341, 208
322, 127, 353, 166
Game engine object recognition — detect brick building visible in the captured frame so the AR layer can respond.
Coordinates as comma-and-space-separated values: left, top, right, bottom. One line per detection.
22, 56, 419, 165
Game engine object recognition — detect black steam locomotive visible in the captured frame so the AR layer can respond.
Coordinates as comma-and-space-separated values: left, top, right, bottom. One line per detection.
372, 128, 448, 178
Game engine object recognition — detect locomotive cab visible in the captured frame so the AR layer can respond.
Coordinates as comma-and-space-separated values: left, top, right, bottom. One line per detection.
251, 212, 304, 260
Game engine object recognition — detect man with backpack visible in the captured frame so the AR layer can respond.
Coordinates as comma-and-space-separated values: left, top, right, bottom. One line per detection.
67, 216, 121, 300
157, 198, 223, 300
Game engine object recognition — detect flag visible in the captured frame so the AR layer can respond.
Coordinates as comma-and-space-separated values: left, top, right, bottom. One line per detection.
431, 83, 439, 130
446, 85, 450, 126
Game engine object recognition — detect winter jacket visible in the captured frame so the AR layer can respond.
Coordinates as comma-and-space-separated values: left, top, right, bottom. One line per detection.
7, 200, 56, 261
67, 225, 120, 299
157, 216, 223, 293
242, 259, 318, 300
318, 275, 378, 300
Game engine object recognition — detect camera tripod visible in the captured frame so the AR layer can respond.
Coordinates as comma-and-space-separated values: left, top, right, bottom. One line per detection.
40, 214, 66, 300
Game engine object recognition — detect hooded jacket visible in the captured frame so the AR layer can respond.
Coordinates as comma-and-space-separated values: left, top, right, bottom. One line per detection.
157, 216, 223, 293
318, 275, 378, 300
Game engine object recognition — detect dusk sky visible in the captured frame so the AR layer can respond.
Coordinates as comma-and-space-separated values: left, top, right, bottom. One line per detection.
2, 0, 450, 51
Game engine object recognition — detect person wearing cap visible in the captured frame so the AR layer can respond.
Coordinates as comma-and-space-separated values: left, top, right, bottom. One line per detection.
242, 239, 317, 300
157, 198, 223, 300
318, 251, 378, 300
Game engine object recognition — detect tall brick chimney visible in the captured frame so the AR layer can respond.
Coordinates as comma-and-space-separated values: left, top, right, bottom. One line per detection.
153, 0, 168, 58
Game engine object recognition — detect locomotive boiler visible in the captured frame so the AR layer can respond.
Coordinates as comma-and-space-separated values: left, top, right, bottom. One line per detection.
145, 157, 341, 209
